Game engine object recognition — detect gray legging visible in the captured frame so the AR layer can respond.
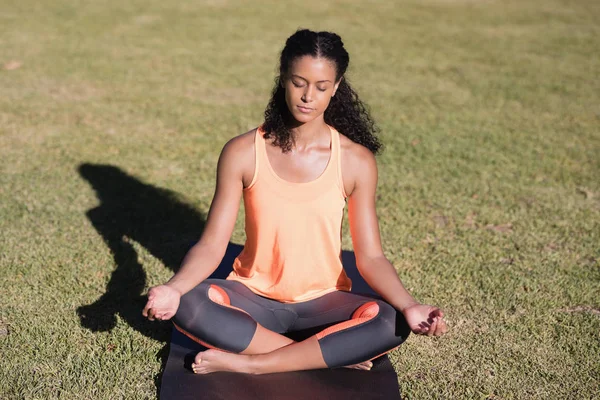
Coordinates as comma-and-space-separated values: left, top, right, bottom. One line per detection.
173, 279, 410, 368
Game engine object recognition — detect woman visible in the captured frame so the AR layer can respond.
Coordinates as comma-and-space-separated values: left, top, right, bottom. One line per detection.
143, 29, 447, 375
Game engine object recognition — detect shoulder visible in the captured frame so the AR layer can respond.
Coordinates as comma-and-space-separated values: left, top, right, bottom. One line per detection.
217, 128, 257, 187
340, 132, 377, 172
340, 134, 376, 165
221, 128, 256, 158
338, 134, 378, 196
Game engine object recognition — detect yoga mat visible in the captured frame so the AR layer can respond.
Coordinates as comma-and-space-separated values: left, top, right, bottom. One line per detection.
159, 248, 402, 399
160, 328, 401, 400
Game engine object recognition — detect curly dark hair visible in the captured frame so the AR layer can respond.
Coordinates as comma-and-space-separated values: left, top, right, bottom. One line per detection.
262, 29, 382, 154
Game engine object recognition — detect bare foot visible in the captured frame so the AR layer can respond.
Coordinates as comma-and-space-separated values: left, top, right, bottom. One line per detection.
344, 360, 373, 371
191, 349, 373, 374
192, 349, 254, 374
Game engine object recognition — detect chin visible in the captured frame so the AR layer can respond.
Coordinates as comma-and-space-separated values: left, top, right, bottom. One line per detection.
290, 111, 318, 125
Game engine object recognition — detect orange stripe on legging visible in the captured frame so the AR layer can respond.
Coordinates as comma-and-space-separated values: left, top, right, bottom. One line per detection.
315, 301, 380, 340
171, 284, 251, 353
365, 343, 402, 363
208, 284, 251, 316
172, 322, 226, 351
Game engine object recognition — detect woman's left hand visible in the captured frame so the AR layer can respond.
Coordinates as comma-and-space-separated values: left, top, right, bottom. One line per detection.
402, 303, 448, 336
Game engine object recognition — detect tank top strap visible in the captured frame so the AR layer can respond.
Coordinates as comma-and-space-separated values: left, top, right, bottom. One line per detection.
254, 126, 273, 184
244, 128, 262, 190
329, 125, 347, 199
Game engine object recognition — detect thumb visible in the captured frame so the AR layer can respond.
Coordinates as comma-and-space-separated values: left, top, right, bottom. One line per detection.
163, 311, 175, 321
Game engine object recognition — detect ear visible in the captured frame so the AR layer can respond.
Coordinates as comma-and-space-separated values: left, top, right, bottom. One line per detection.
332, 77, 342, 97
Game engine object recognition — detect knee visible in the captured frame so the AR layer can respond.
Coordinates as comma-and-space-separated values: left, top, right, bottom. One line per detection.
375, 300, 411, 346
173, 282, 257, 353
317, 300, 409, 368
173, 282, 212, 327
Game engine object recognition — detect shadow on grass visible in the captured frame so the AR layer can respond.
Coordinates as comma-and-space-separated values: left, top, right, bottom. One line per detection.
76, 163, 373, 397
75, 163, 243, 396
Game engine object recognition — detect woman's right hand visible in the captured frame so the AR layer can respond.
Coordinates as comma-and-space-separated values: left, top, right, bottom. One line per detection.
142, 284, 181, 321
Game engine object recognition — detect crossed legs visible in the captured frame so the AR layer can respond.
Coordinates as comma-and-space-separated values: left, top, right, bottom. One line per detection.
173, 279, 410, 374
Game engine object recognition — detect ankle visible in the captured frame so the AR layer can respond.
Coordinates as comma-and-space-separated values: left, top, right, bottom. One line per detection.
246, 354, 266, 375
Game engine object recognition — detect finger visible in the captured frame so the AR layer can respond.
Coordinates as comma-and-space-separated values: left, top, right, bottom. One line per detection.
437, 318, 448, 335
432, 318, 444, 336
427, 318, 438, 337
142, 299, 154, 317
411, 326, 422, 334
157, 313, 169, 321
430, 308, 444, 319
415, 322, 429, 335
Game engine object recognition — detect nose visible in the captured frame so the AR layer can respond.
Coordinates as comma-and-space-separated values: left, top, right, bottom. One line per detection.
301, 86, 314, 103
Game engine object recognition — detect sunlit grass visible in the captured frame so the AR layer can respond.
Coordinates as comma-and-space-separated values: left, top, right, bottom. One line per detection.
1, 0, 599, 398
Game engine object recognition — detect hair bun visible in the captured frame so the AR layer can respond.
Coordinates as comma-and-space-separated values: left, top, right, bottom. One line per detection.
321, 31, 343, 46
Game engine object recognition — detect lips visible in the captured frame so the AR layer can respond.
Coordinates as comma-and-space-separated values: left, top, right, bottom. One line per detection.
297, 105, 313, 113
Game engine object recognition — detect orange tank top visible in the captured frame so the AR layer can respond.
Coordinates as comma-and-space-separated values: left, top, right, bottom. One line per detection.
226, 125, 352, 302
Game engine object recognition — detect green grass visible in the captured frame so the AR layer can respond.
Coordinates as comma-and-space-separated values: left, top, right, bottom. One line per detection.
1, 0, 599, 398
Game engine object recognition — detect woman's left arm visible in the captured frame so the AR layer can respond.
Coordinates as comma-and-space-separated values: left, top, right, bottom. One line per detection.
346, 146, 447, 336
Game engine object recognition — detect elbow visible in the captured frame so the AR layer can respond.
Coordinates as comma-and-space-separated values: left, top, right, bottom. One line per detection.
187, 240, 228, 265
355, 253, 387, 274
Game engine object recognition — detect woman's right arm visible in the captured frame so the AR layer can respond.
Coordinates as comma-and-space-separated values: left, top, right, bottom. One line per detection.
142, 132, 254, 320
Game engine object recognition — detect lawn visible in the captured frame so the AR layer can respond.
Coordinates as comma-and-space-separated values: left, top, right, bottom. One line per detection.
1, 0, 599, 398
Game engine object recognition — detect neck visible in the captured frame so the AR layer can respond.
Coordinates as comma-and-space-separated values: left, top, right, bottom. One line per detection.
288, 116, 329, 150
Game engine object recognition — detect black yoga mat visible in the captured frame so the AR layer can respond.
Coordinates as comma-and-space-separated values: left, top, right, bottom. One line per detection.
159, 247, 402, 399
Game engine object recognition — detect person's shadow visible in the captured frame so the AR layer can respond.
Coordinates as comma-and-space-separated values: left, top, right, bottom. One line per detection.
76, 163, 374, 394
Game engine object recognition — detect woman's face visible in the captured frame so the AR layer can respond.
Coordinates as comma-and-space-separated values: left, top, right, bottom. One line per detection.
283, 56, 340, 125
